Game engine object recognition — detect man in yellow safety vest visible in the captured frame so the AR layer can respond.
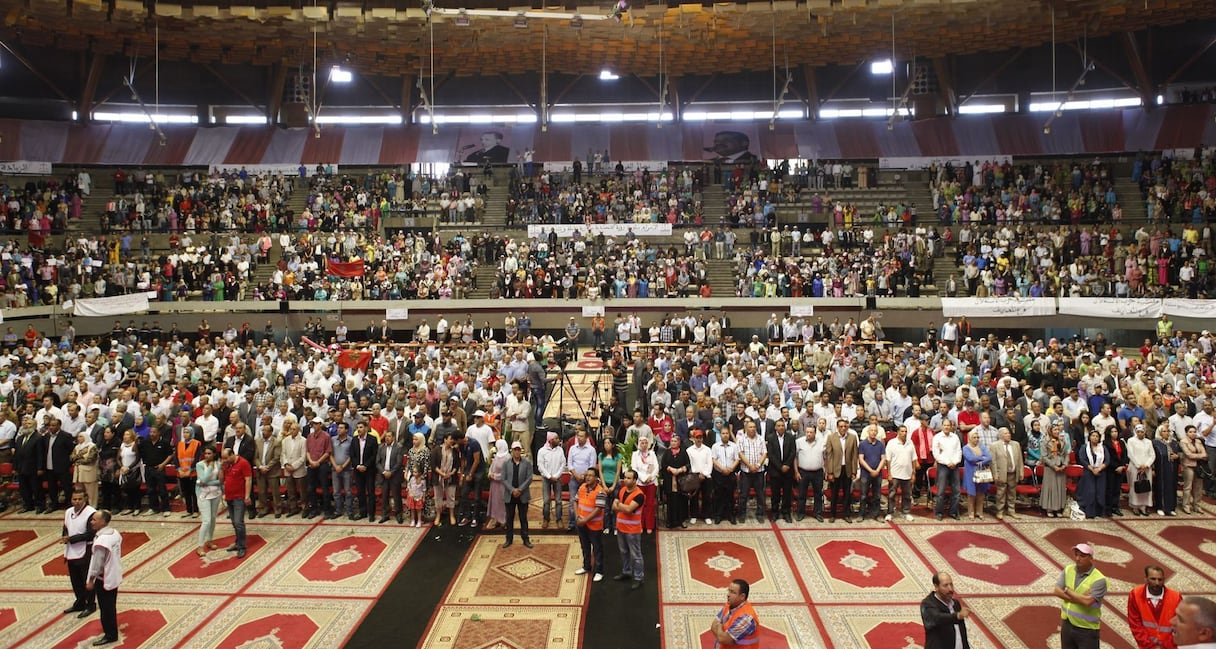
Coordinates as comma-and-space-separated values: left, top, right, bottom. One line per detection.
1053, 542, 1108, 649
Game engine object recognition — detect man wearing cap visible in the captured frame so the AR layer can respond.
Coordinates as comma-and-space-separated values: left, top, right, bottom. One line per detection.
537, 432, 566, 528
1127, 565, 1181, 649
1053, 542, 1109, 649
501, 440, 533, 549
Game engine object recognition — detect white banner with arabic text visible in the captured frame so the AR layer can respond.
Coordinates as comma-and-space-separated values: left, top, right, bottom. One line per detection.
72, 293, 150, 317
526, 224, 672, 239
0, 160, 53, 175
1162, 299, 1216, 319
1058, 298, 1161, 319
941, 297, 1055, 318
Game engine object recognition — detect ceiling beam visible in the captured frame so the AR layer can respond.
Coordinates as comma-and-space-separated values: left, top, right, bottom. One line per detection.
548, 74, 584, 110
666, 75, 681, 122
92, 59, 154, 109
959, 48, 1024, 104
77, 53, 106, 124
498, 74, 538, 112
802, 64, 820, 119
1120, 31, 1154, 103
201, 64, 266, 116
0, 39, 72, 102
400, 73, 416, 125
360, 74, 400, 112
633, 74, 660, 101
682, 74, 718, 109
266, 62, 290, 125
933, 56, 958, 117
1161, 35, 1216, 87
1065, 42, 1138, 97
819, 60, 866, 107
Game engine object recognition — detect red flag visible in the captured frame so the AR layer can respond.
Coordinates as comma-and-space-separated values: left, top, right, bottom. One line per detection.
335, 349, 373, 372
326, 260, 365, 277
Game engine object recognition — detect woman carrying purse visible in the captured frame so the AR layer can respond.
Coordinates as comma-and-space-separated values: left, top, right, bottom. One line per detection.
1126, 424, 1155, 516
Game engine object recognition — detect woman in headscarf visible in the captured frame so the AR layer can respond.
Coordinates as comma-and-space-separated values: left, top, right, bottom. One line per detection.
1152, 423, 1180, 516
1039, 421, 1070, 517
96, 427, 121, 511
1076, 430, 1108, 519
70, 431, 99, 508
661, 436, 690, 528
1126, 423, 1155, 516
117, 430, 143, 515
485, 438, 510, 531
630, 436, 660, 534
1102, 425, 1127, 517
430, 433, 459, 527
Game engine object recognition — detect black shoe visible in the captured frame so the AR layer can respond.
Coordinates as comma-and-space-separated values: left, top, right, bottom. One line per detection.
77, 606, 96, 619
225, 545, 239, 552
729, 519, 737, 525
237, 548, 247, 558
396, 515, 404, 524
523, 540, 534, 548
845, 517, 853, 524
815, 515, 824, 522
630, 580, 643, 590
613, 574, 631, 581
274, 513, 281, 519
951, 514, 961, 520
325, 512, 338, 519
501, 541, 514, 548
93, 637, 118, 646
795, 513, 805, 522
783, 514, 793, 523
248, 511, 257, 520
936, 513, 943, 520
64, 606, 84, 615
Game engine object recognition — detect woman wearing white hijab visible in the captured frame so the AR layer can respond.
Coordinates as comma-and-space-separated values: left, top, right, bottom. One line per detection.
70, 432, 100, 508
485, 438, 510, 530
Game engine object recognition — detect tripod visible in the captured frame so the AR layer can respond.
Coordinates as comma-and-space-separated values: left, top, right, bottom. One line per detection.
546, 365, 604, 444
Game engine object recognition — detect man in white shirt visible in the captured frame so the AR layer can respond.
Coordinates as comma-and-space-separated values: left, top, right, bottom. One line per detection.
885, 425, 916, 521
932, 420, 963, 520
195, 405, 220, 444
1193, 402, 1216, 498
86, 510, 123, 646
710, 429, 741, 524
466, 411, 494, 458
794, 421, 826, 522
62, 488, 97, 618
536, 432, 566, 528
686, 431, 714, 524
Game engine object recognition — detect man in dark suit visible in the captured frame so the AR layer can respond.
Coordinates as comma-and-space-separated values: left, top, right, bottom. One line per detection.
765, 419, 797, 522
375, 430, 404, 524
39, 419, 75, 511
921, 571, 971, 649
704, 130, 759, 165
501, 440, 533, 548
14, 418, 43, 512
367, 320, 393, 343
464, 131, 510, 165
350, 423, 379, 521
223, 424, 257, 467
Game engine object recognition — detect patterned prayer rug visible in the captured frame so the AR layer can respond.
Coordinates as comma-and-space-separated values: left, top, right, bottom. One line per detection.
782, 528, 932, 603
656, 529, 801, 603
177, 597, 373, 649
444, 535, 588, 606
120, 523, 300, 594
661, 604, 826, 649
896, 522, 1062, 595
245, 524, 424, 597
0, 523, 190, 592
12, 593, 224, 649
973, 595, 1138, 649
418, 605, 582, 649
816, 603, 998, 649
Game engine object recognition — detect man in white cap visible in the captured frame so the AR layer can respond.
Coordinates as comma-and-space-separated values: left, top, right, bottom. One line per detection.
1053, 542, 1108, 649
466, 410, 494, 457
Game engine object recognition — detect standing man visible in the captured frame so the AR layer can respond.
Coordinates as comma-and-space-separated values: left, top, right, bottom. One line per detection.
885, 425, 916, 522
824, 419, 860, 523
612, 469, 645, 590
710, 429, 740, 525
736, 420, 768, 523
253, 425, 282, 519
794, 421, 826, 522
456, 431, 485, 528
85, 509, 122, 646
304, 418, 333, 519
1170, 596, 1216, 649
765, 419, 797, 522
279, 422, 307, 517
537, 432, 566, 528
574, 466, 605, 582
221, 448, 252, 559
61, 488, 97, 619
566, 429, 598, 532
1127, 565, 1181, 649
376, 431, 404, 524
351, 423, 379, 521
933, 420, 963, 521
527, 352, 547, 427
921, 571, 971, 649
858, 424, 887, 521
990, 427, 1024, 520
1053, 543, 1108, 649
709, 579, 760, 648
501, 440, 533, 549
330, 424, 354, 520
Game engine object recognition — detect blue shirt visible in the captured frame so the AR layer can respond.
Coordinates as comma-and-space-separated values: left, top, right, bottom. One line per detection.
567, 440, 598, 474
860, 438, 885, 471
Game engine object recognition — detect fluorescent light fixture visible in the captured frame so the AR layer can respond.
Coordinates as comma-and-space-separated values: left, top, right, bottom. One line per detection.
315, 114, 403, 124
820, 108, 863, 119
683, 111, 707, 121
329, 66, 353, 83
71, 110, 78, 120
1029, 97, 1141, 112
92, 111, 198, 124
225, 115, 270, 124
704, 111, 733, 120
870, 59, 893, 75
776, 109, 803, 119
549, 113, 577, 123
599, 69, 619, 81
515, 113, 538, 123
467, 114, 494, 124
1156, 94, 1164, 105
958, 103, 1007, 115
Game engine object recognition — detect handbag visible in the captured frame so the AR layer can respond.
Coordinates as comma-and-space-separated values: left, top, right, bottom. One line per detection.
677, 473, 704, 494
973, 468, 993, 484
1134, 476, 1152, 494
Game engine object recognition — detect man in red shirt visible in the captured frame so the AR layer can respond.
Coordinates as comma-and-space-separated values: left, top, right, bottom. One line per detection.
956, 400, 980, 438
222, 448, 253, 559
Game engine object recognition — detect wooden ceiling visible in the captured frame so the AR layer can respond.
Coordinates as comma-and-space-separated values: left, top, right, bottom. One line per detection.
4, 0, 1216, 77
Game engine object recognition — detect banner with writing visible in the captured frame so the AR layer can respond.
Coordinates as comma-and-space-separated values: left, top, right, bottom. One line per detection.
1058, 298, 1161, 319
72, 293, 150, 317
526, 224, 673, 239
941, 297, 1055, 318
0, 160, 53, 175
1162, 298, 1216, 319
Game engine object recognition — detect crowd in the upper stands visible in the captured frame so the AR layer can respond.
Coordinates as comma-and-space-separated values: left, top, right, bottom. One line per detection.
506, 166, 706, 226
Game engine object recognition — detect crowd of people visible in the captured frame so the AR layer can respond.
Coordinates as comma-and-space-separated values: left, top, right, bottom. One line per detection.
1133, 150, 1216, 225
505, 166, 706, 227
2, 307, 1213, 543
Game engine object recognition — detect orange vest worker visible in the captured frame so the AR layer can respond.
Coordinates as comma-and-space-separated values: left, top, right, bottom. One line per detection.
1127, 583, 1181, 649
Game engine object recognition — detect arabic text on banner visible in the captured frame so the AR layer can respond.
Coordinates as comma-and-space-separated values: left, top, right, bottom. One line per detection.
940, 297, 1055, 318
72, 293, 150, 317
789, 305, 815, 317
0, 161, 53, 175
581, 306, 605, 317
525, 224, 673, 239
386, 308, 410, 321
1057, 297, 1162, 319
1162, 299, 1216, 319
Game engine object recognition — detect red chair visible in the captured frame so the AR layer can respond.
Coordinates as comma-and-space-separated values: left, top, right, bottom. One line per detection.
1015, 465, 1040, 510
1064, 464, 1084, 497
164, 465, 180, 501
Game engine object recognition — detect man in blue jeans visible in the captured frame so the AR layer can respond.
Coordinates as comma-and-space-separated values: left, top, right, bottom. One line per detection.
221, 448, 252, 559
932, 421, 963, 520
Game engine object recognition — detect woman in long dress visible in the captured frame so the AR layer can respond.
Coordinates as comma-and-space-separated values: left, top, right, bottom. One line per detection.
631, 437, 660, 534
1179, 425, 1208, 514
1102, 426, 1128, 517
1152, 425, 1180, 516
661, 436, 690, 529
1039, 423, 1070, 517
485, 439, 509, 531
430, 434, 459, 527
1126, 424, 1156, 516
1076, 430, 1108, 519
962, 430, 992, 520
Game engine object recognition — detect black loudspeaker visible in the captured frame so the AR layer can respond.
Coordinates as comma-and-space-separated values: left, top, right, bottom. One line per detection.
866, 296, 877, 310
279, 300, 289, 314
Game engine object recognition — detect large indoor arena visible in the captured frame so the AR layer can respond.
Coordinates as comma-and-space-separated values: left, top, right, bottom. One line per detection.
1, 1, 1216, 647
